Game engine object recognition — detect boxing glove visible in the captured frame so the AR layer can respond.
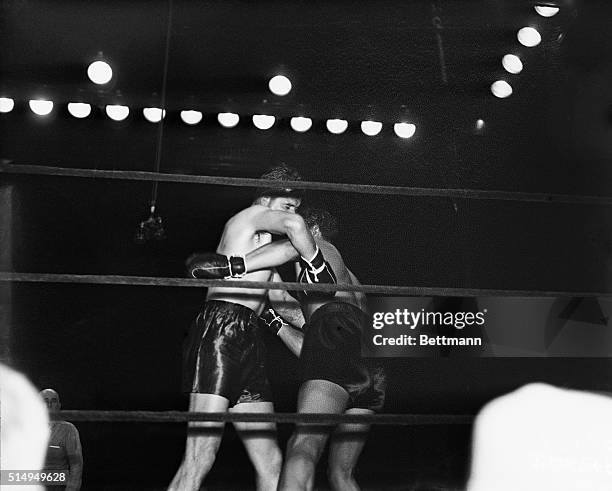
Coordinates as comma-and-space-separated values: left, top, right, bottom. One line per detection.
186, 253, 247, 279
259, 307, 288, 335
297, 246, 337, 297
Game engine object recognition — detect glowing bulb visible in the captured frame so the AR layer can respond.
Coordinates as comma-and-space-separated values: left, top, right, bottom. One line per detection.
269, 75, 292, 96
502, 54, 523, 74
475, 119, 485, 131
393, 123, 416, 139
491, 80, 513, 98
517, 27, 542, 47
29, 100, 54, 116
361, 120, 382, 136
290, 117, 312, 133
535, 5, 559, 17
67, 102, 92, 118
87, 60, 113, 84
326, 119, 348, 134
0, 97, 15, 113
105, 104, 129, 121
252, 114, 275, 130
143, 107, 166, 123
217, 112, 240, 128
180, 110, 203, 125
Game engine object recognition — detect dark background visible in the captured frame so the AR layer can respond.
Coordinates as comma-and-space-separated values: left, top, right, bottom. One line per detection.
2, 0, 612, 489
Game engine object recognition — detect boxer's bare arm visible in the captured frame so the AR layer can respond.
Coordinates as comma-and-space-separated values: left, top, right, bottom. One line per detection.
347, 268, 369, 313
247, 237, 350, 283
347, 269, 360, 285
268, 271, 305, 326
269, 271, 305, 358
247, 206, 318, 261
246, 240, 299, 271
316, 240, 350, 283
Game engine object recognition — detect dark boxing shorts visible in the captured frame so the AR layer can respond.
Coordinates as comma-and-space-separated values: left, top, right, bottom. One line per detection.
300, 302, 386, 412
183, 300, 272, 406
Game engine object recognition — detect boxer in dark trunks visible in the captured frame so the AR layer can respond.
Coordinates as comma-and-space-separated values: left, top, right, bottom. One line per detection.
246, 208, 386, 491
169, 168, 337, 491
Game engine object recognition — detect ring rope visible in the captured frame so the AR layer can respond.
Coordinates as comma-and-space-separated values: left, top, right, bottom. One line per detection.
52, 410, 474, 425
2, 162, 611, 206
1, 272, 609, 297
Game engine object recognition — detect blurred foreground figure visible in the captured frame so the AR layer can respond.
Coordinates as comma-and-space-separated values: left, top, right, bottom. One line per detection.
0, 364, 49, 491
468, 383, 612, 491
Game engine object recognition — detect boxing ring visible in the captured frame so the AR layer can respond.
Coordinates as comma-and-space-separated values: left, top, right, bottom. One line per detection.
2, 158, 612, 489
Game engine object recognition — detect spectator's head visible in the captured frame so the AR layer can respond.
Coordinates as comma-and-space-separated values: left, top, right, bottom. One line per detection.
40, 388, 61, 413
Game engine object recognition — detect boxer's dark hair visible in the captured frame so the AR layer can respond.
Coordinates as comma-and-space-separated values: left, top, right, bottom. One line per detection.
253, 165, 304, 202
301, 207, 339, 241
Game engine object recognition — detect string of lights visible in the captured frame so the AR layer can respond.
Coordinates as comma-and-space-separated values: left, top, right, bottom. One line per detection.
491, 3, 561, 99
1, 98, 418, 138
0, 4, 564, 139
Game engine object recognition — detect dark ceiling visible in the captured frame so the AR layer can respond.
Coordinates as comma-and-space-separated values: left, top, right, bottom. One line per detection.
2, 0, 611, 188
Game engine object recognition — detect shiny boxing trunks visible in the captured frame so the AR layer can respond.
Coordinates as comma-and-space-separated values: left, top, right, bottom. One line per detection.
300, 302, 386, 412
183, 300, 272, 405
